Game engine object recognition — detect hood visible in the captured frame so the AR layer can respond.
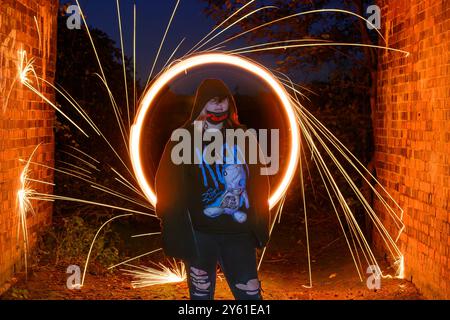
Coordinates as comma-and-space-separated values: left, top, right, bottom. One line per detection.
189, 79, 240, 125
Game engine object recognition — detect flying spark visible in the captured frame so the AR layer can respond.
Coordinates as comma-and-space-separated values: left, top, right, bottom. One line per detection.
16, 1, 409, 290
121, 260, 186, 288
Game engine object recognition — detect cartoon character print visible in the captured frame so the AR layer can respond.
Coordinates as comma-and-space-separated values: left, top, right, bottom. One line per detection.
203, 164, 249, 223
197, 144, 250, 224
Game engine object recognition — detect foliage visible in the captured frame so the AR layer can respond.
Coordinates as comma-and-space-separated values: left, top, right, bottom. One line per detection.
201, 0, 379, 81
9, 288, 30, 299
36, 208, 125, 270
54, 2, 140, 202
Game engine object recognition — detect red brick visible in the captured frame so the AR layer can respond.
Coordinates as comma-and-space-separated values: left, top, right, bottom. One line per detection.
0, 0, 57, 295
375, 0, 450, 299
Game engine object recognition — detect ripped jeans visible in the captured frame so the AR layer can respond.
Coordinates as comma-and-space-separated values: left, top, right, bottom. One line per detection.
184, 230, 262, 300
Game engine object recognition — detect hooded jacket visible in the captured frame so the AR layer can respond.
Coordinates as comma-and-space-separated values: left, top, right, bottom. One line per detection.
155, 79, 270, 261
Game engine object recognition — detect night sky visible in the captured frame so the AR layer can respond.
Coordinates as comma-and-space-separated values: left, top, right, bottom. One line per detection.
71, 0, 345, 88
75, 0, 226, 83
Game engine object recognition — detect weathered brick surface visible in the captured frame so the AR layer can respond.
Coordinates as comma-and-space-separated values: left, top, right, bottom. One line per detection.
0, 0, 57, 295
374, 0, 450, 299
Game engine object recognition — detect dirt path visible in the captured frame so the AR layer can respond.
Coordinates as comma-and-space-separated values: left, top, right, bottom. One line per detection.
1, 212, 422, 300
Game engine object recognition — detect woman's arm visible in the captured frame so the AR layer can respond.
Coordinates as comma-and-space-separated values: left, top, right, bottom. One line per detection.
246, 132, 271, 248
155, 139, 185, 220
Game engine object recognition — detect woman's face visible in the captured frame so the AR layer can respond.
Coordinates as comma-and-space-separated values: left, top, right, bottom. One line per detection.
204, 97, 229, 113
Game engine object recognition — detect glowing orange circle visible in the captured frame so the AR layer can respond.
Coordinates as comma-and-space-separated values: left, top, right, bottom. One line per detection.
130, 53, 300, 210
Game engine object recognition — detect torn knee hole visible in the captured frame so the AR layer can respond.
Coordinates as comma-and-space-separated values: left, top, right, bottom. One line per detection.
193, 292, 208, 297
190, 267, 209, 283
235, 278, 260, 295
190, 267, 211, 292
190, 266, 207, 276
192, 279, 211, 291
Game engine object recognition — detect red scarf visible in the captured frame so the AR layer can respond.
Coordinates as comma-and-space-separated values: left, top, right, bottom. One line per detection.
206, 111, 229, 124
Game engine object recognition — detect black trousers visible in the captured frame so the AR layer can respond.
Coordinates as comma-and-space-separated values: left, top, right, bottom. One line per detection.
183, 230, 262, 300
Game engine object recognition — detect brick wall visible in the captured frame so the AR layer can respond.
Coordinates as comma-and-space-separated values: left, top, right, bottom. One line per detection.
0, 0, 57, 295
374, 0, 450, 299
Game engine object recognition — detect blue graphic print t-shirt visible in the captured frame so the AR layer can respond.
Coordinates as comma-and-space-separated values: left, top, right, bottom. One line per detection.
187, 132, 252, 234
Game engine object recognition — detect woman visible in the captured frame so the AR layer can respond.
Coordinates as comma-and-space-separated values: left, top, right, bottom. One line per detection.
155, 78, 270, 300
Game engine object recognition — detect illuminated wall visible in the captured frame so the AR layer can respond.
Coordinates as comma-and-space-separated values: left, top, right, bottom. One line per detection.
374, 0, 449, 299
0, 0, 57, 294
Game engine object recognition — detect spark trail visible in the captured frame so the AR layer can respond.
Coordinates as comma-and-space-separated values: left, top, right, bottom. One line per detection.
16, 1, 408, 289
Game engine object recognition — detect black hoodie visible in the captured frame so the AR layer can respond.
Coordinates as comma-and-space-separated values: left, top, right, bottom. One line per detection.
155, 79, 270, 261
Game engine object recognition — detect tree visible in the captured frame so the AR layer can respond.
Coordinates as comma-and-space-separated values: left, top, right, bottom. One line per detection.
201, 0, 380, 234
201, 1, 378, 85
55, 2, 138, 204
